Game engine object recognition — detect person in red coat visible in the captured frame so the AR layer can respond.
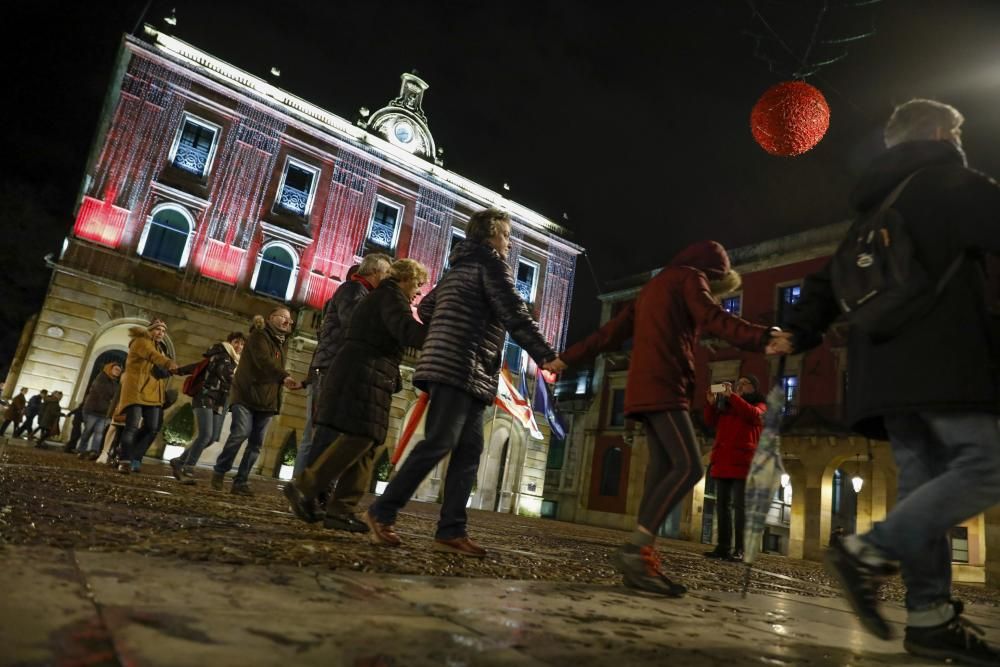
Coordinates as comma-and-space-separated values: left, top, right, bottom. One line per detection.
555, 240, 791, 596
703, 375, 766, 562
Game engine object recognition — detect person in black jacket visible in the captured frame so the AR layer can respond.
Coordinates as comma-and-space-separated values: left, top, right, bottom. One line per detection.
294, 254, 391, 483
14, 390, 47, 437
784, 99, 1000, 664
75, 362, 122, 460
169, 332, 246, 484
285, 258, 428, 532
364, 208, 563, 557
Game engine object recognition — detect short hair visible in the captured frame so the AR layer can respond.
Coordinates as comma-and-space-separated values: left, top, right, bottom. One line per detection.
465, 208, 511, 244
268, 306, 291, 318
345, 264, 361, 280
884, 99, 964, 148
357, 253, 392, 277
389, 258, 429, 284
40, 390, 48, 395
226, 331, 246, 343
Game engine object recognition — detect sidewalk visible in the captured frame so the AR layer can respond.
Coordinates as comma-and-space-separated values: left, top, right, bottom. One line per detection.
4, 544, 999, 666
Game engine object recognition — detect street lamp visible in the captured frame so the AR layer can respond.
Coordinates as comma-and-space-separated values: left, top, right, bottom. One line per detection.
851, 454, 863, 493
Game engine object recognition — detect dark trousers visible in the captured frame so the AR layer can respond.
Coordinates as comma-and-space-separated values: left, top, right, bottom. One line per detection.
65, 412, 85, 451
637, 411, 704, 532
370, 383, 486, 540
300, 428, 379, 515
15, 411, 37, 437
0, 419, 16, 436
715, 477, 746, 552
119, 405, 163, 463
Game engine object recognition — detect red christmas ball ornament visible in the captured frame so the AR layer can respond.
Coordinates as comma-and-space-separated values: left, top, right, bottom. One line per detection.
750, 81, 830, 157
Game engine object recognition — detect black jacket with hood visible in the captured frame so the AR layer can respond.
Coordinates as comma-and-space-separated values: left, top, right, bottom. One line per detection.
785, 140, 1000, 439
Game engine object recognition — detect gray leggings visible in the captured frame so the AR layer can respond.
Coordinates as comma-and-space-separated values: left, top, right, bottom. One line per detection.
637, 411, 704, 532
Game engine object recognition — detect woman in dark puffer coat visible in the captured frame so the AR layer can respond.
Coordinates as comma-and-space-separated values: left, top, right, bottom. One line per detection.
285, 259, 428, 532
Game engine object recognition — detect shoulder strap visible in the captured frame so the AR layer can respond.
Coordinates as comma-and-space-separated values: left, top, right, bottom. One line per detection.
875, 169, 923, 216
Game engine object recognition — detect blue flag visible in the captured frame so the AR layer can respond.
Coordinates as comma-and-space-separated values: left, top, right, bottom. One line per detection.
533, 367, 567, 440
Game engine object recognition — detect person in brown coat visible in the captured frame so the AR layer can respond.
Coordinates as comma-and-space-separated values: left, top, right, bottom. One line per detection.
556, 240, 790, 596
115, 319, 177, 473
1, 387, 29, 436
211, 308, 299, 495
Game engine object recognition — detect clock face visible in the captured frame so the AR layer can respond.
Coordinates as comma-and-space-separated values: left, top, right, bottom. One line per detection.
393, 121, 414, 144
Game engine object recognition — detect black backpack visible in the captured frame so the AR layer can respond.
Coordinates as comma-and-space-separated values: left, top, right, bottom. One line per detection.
830, 170, 964, 341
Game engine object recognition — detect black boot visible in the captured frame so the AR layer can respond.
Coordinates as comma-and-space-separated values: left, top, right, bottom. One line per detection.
824, 536, 899, 640
904, 601, 1000, 666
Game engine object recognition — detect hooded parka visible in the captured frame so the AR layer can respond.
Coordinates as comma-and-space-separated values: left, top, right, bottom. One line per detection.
562, 241, 773, 414
786, 140, 1000, 439
116, 327, 173, 414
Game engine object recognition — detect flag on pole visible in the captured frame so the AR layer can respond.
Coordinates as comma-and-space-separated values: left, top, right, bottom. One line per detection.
496, 366, 544, 440
391, 391, 429, 464
533, 367, 567, 440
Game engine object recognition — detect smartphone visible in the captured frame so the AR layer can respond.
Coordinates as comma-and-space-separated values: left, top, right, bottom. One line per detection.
710, 383, 728, 393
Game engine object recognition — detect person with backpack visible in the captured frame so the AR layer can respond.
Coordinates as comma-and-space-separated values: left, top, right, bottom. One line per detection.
75, 362, 122, 460
784, 99, 1000, 664
168, 332, 245, 483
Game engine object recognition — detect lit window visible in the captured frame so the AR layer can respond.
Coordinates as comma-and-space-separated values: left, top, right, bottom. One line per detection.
444, 228, 465, 270
366, 200, 402, 252
139, 206, 192, 268
276, 160, 318, 217
950, 526, 970, 563
516, 259, 539, 303
777, 284, 802, 323
253, 244, 297, 300
171, 115, 219, 177
781, 375, 799, 415
721, 294, 742, 315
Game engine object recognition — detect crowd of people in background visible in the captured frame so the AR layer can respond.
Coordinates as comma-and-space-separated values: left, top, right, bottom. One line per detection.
2, 97, 999, 664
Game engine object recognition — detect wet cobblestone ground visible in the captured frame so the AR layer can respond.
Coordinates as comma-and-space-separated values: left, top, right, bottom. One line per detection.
2, 437, 999, 606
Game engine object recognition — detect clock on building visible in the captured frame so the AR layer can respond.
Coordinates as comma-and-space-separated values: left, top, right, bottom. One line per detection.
393, 121, 414, 144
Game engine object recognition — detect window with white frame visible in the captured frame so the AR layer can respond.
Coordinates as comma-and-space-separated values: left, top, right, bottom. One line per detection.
138, 204, 194, 268
365, 199, 403, 253
170, 114, 220, 178
516, 258, 539, 303
721, 294, 742, 316
275, 159, 319, 217
252, 243, 298, 301
444, 228, 465, 270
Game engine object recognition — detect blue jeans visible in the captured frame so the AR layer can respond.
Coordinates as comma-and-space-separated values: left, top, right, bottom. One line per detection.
213, 404, 273, 485
79, 412, 109, 454
865, 412, 1000, 612
120, 405, 163, 464
370, 383, 486, 540
179, 407, 225, 467
293, 381, 318, 478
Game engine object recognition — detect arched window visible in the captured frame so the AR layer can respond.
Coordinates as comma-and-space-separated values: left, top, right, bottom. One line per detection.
599, 447, 623, 496
138, 205, 194, 268
253, 243, 297, 301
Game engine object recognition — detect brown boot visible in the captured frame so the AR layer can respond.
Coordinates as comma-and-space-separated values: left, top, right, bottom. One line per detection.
210, 473, 224, 491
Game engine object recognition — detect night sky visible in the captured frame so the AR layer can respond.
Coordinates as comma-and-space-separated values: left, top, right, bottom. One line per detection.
5, 0, 1000, 372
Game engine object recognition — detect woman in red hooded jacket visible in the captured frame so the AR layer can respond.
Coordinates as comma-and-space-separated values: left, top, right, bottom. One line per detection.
703, 375, 766, 562
558, 240, 790, 597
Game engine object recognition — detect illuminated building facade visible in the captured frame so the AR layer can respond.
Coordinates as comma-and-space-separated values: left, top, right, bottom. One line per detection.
6, 26, 581, 515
